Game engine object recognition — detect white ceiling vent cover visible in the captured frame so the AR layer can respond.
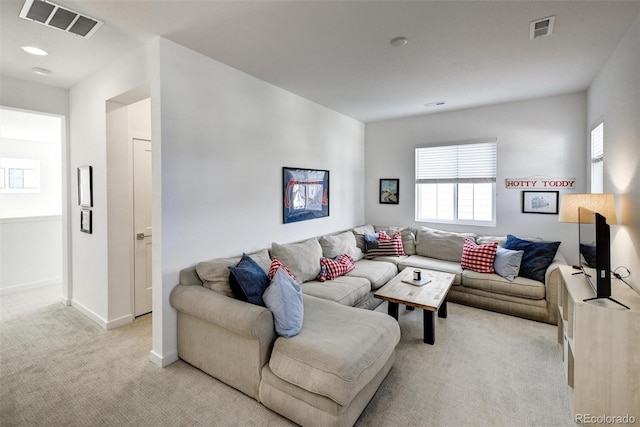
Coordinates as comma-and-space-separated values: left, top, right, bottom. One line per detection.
530, 16, 555, 40
19, 0, 103, 38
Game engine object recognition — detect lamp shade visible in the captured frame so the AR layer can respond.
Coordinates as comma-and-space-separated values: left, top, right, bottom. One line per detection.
558, 193, 617, 224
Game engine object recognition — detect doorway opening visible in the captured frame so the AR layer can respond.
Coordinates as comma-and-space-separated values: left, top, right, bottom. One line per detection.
0, 107, 64, 321
105, 95, 151, 322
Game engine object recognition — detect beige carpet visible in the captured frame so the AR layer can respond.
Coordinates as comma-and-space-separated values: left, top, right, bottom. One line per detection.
0, 301, 573, 426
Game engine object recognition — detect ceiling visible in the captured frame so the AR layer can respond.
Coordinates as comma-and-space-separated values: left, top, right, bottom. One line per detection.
1, 0, 639, 123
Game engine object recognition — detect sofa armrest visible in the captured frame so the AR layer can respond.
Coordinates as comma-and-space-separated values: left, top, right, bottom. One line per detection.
170, 284, 274, 341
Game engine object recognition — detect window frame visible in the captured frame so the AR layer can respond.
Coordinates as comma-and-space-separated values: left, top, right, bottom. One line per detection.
415, 138, 497, 227
590, 122, 604, 194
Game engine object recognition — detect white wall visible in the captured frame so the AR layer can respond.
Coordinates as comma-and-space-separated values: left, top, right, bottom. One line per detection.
0, 216, 61, 293
365, 92, 587, 262
588, 15, 640, 293
69, 46, 153, 328
66, 38, 364, 366
155, 38, 365, 364
0, 76, 70, 302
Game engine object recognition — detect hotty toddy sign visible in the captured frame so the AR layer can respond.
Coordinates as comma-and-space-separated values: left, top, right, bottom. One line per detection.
505, 178, 575, 189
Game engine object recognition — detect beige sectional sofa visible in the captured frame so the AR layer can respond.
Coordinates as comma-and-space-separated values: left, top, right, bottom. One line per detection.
170, 224, 565, 426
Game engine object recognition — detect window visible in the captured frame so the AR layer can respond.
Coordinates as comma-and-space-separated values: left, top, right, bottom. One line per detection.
0, 158, 40, 193
415, 139, 497, 225
590, 122, 603, 194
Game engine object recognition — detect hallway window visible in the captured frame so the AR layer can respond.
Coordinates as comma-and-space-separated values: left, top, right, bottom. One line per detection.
0, 159, 40, 193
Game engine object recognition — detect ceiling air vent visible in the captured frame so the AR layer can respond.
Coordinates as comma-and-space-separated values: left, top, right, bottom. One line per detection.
19, 0, 103, 38
529, 16, 555, 40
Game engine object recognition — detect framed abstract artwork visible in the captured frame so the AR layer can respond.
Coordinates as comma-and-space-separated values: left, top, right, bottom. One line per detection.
283, 167, 329, 224
379, 179, 399, 204
522, 190, 559, 214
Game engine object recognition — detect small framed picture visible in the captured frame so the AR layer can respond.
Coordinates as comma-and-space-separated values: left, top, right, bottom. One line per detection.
80, 209, 92, 234
522, 191, 559, 214
78, 165, 93, 207
379, 179, 399, 204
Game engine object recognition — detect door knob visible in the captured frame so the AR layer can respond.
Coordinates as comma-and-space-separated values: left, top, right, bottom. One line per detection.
136, 233, 145, 240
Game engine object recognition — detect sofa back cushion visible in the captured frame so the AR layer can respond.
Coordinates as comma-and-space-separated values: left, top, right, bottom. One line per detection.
196, 249, 271, 297
351, 224, 375, 252
271, 237, 323, 283
319, 231, 364, 261
416, 227, 477, 262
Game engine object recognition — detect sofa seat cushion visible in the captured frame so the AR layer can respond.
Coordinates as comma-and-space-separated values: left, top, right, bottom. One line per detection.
300, 276, 371, 306
367, 255, 409, 265
461, 270, 546, 300
398, 256, 462, 285
268, 295, 400, 406
345, 259, 398, 290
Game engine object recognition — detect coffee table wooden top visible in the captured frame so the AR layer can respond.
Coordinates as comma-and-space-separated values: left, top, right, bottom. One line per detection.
374, 268, 455, 312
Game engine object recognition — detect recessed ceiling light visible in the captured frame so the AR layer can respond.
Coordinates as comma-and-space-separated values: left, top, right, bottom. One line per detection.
21, 45, 49, 56
390, 37, 408, 47
425, 101, 445, 107
32, 67, 52, 76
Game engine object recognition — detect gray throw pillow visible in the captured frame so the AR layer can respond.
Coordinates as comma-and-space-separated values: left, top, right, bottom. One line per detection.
263, 267, 304, 338
494, 246, 524, 281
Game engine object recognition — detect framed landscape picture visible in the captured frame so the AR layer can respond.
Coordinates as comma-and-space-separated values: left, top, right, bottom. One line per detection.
283, 167, 329, 223
379, 178, 399, 204
522, 190, 559, 214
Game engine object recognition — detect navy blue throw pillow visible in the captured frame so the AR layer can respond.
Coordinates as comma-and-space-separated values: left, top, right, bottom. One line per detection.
228, 253, 270, 306
504, 235, 561, 283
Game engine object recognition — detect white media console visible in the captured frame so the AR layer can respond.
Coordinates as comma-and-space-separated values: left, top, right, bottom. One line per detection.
557, 265, 639, 424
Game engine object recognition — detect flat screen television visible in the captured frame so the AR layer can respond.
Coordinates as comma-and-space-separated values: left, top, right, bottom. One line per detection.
578, 207, 629, 309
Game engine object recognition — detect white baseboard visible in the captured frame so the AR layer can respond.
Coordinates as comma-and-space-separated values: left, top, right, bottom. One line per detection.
71, 300, 135, 330
106, 314, 133, 330
60, 296, 72, 306
0, 278, 61, 296
149, 349, 179, 368
71, 300, 108, 329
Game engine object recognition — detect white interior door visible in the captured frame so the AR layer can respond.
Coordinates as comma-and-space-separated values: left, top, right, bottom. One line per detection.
133, 138, 152, 317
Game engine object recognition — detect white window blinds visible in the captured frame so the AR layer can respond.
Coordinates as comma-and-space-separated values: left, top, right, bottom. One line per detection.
591, 123, 604, 164
416, 140, 497, 184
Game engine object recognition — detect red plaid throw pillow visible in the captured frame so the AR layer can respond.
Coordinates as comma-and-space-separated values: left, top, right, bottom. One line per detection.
460, 238, 498, 273
268, 257, 296, 281
318, 253, 356, 281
